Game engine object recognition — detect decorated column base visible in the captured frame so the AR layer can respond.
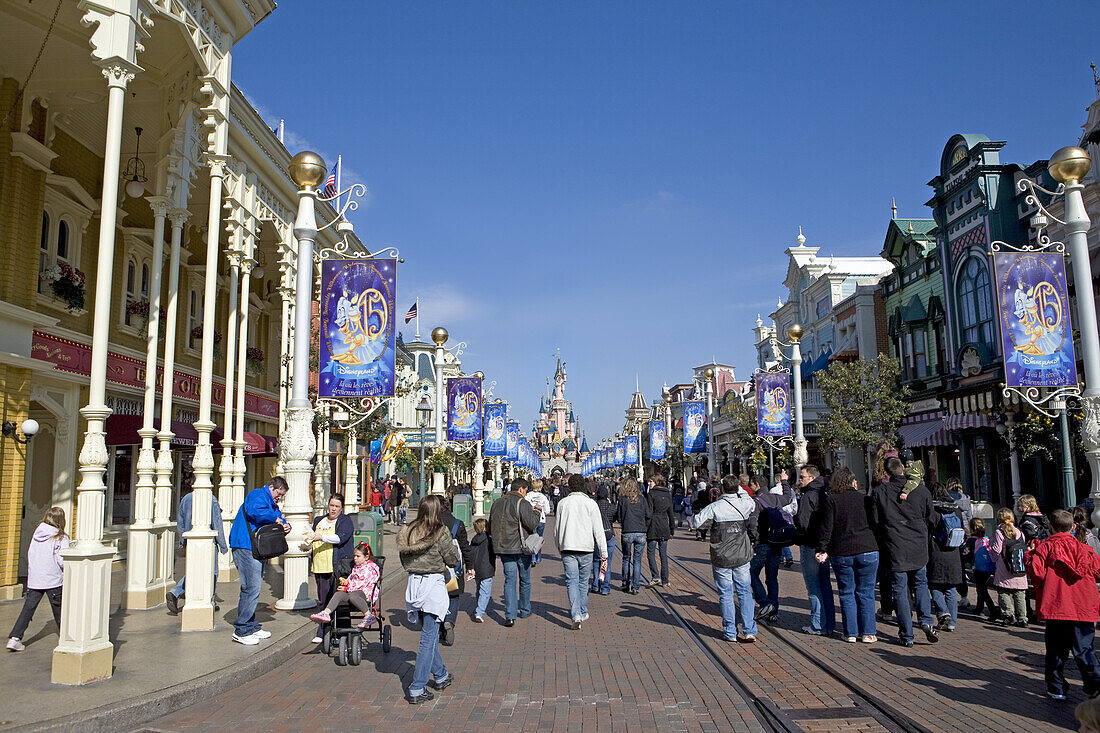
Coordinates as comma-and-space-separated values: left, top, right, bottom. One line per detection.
52, 543, 115, 685
180, 527, 217, 631
277, 406, 316, 611
124, 526, 162, 610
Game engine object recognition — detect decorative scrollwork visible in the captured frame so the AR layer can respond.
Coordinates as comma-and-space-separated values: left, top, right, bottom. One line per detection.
315, 233, 401, 264
317, 183, 369, 230
1002, 385, 1081, 419
316, 395, 391, 431
445, 341, 468, 358
990, 238, 1065, 255
759, 435, 792, 451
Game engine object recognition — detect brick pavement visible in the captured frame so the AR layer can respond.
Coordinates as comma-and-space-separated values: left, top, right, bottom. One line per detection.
138, 519, 1079, 733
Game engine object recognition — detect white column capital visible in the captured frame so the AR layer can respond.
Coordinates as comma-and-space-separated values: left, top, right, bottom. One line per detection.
167, 208, 191, 227
99, 62, 138, 89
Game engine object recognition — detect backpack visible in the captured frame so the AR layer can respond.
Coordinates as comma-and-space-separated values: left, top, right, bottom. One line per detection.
1002, 531, 1028, 575
973, 538, 995, 574
934, 512, 966, 548
763, 504, 796, 547
1020, 514, 1051, 545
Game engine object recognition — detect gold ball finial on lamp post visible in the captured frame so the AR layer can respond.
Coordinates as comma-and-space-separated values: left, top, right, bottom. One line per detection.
704, 368, 714, 379
786, 324, 804, 343
1049, 146, 1092, 184
288, 151, 327, 191
474, 371, 484, 379
431, 327, 449, 345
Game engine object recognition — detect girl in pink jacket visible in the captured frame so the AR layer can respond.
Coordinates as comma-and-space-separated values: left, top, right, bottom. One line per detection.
311, 542, 381, 628
989, 508, 1030, 628
7, 508, 68, 651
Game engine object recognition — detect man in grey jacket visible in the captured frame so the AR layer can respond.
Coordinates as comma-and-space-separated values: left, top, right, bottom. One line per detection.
489, 478, 542, 627
693, 477, 759, 642
554, 474, 607, 629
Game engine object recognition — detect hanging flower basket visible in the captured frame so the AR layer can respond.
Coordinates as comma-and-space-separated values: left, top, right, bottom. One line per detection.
126, 299, 150, 330
190, 326, 223, 344
246, 346, 265, 375
42, 262, 86, 312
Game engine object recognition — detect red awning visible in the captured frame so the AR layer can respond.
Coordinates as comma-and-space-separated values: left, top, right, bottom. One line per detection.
237, 432, 279, 456
105, 414, 278, 456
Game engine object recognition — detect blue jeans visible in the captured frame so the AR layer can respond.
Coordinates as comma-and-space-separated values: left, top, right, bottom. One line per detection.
893, 567, 934, 643
713, 563, 756, 639
500, 554, 532, 620
408, 610, 447, 696
621, 532, 646, 590
533, 522, 546, 564
647, 540, 669, 585
750, 544, 782, 610
831, 551, 879, 638
782, 546, 793, 562
232, 549, 263, 637
475, 578, 493, 618
931, 586, 958, 627
592, 535, 616, 593
799, 546, 835, 634
562, 552, 593, 621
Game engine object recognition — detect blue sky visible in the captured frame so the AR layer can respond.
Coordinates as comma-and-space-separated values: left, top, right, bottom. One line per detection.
235, 1, 1098, 443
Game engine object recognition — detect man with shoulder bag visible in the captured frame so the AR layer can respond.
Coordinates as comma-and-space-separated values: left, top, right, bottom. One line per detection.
489, 478, 542, 627
228, 477, 291, 646
692, 476, 759, 642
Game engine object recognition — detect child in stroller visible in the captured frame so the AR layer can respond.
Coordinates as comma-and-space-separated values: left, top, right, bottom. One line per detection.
311, 542, 380, 628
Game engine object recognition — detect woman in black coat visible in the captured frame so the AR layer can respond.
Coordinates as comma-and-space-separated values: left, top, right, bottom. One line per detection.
927, 483, 963, 632
645, 475, 675, 587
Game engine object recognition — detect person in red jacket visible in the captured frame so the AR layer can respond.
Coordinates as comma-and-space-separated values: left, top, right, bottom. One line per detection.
1028, 509, 1100, 701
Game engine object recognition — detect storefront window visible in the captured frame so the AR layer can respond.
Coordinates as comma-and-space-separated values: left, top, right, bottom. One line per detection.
111, 446, 133, 525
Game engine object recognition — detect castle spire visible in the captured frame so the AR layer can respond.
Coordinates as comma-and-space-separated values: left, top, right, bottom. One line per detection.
891, 196, 898, 219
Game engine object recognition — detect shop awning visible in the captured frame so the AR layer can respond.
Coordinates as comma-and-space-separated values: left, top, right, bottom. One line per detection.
944, 413, 995, 430
802, 349, 832, 380
899, 418, 952, 448
104, 414, 278, 456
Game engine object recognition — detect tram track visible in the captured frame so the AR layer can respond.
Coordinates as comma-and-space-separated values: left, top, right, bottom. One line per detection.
647, 554, 933, 733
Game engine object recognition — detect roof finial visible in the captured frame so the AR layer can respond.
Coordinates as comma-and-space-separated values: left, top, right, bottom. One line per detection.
908, 220, 915, 234
891, 197, 898, 219
1093, 62, 1100, 93
796, 226, 806, 247
636, 373, 639, 392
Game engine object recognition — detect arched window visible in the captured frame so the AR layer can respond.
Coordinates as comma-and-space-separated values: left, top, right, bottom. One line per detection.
957, 257, 994, 348
56, 220, 69, 261
188, 289, 201, 349
38, 212, 50, 292
141, 264, 149, 297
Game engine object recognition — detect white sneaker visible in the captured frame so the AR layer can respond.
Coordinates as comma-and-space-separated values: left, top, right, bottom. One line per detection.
232, 633, 260, 646
253, 629, 272, 639
579, 613, 589, 622
6, 637, 25, 652
311, 636, 323, 644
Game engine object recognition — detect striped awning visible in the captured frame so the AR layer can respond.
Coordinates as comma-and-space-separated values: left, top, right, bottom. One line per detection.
899, 418, 949, 448
944, 413, 995, 430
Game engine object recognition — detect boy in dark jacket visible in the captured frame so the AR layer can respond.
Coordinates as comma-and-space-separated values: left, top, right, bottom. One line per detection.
469, 518, 496, 622
871, 457, 940, 647
592, 485, 618, 594
794, 465, 835, 636
1028, 510, 1100, 701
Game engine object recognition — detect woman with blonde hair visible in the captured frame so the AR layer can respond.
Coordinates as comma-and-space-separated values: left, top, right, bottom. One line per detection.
7, 507, 68, 652
616, 477, 650, 594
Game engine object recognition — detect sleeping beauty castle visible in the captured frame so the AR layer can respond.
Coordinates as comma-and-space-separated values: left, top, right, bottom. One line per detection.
532, 356, 590, 478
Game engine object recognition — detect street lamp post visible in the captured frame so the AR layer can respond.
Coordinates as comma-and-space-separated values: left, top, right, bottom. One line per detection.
473, 371, 486, 509
770, 324, 807, 469
432, 327, 448, 445
416, 395, 432, 506
1047, 147, 1100, 520
704, 368, 716, 477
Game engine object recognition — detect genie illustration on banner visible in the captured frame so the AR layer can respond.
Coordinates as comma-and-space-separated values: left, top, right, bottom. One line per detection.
755, 372, 792, 438
993, 252, 1078, 388
614, 441, 625, 466
649, 420, 666, 460
625, 435, 639, 464
370, 440, 382, 464
506, 421, 520, 461
683, 400, 706, 453
318, 259, 396, 398
483, 403, 507, 456
446, 376, 483, 441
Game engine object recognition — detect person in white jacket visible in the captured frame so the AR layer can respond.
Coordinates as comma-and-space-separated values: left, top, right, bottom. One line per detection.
555, 475, 608, 630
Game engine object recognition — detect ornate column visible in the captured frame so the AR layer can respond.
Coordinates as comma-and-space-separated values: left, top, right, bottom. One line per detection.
275, 241, 294, 474
216, 224, 242, 531
787, 327, 808, 468
277, 152, 326, 611
312, 405, 329, 514
125, 196, 171, 609
225, 222, 256, 580
1004, 413, 1022, 504
344, 433, 360, 511
180, 154, 229, 632
52, 60, 137, 685
153, 209, 188, 591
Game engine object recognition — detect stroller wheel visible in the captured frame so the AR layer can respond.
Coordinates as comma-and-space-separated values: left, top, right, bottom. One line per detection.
382, 625, 392, 653
322, 628, 333, 655
349, 634, 362, 666
335, 636, 348, 666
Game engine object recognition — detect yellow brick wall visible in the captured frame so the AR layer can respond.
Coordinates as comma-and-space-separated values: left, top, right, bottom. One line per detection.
0, 365, 30, 588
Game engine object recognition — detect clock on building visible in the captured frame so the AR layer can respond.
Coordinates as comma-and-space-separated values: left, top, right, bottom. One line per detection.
952, 145, 968, 166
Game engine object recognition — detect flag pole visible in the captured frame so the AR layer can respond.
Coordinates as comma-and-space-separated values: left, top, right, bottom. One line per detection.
415, 297, 421, 341
335, 154, 342, 217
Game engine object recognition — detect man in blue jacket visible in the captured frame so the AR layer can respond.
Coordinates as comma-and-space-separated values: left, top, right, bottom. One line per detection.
229, 477, 290, 645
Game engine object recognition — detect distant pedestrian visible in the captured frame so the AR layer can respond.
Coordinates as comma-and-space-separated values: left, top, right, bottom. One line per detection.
946, 477, 973, 609
693, 476, 758, 642
795, 465, 835, 636
1074, 507, 1100, 556
990, 507, 1030, 628
390, 477, 407, 525
398, 495, 461, 704
301, 493, 353, 643
167, 489, 228, 615
968, 518, 998, 621
871, 457, 938, 647
229, 477, 291, 646
7, 508, 67, 652
646, 474, 675, 588
554, 474, 607, 630
488, 478, 542, 626
526, 479, 551, 565
816, 467, 878, 643
752, 473, 796, 624
591, 484, 618, 594
469, 518, 496, 622
1028, 510, 1100, 701
928, 482, 965, 632
617, 477, 650, 594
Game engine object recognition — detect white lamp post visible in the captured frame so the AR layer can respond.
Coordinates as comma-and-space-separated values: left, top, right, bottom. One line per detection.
704, 368, 716, 477
416, 394, 433, 505
771, 324, 807, 469
1047, 147, 1100, 521
432, 327, 448, 445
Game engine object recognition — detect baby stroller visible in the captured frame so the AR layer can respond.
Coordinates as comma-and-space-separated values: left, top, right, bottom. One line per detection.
322, 555, 392, 666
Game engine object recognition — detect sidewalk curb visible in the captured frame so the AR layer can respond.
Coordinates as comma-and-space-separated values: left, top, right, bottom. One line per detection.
6, 571, 405, 733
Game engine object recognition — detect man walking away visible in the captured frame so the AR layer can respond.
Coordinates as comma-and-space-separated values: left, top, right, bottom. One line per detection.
871, 457, 939, 647
794, 465, 835, 636
752, 474, 796, 624
645, 474, 676, 588
1028, 510, 1100, 701
489, 477, 542, 627
693, 477, 759, 642
167, 490, 228, 614
555, 474, 608, 629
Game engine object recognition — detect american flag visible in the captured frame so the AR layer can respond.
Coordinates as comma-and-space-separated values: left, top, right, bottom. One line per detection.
322, 156, 340, 198
404, 300, 417, 323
